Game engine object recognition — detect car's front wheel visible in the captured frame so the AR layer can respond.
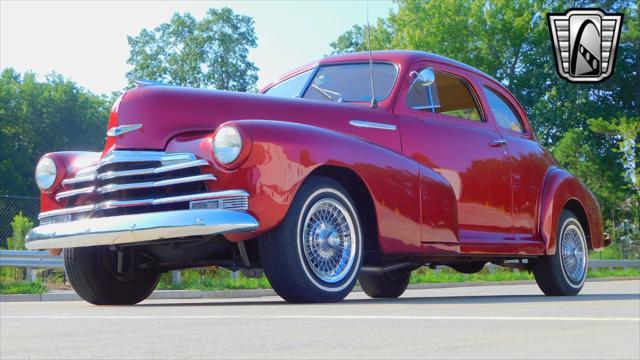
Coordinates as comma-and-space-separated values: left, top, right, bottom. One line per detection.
532, 210, 588, 296
259, 176, 363, 303
64, 245, 160, 305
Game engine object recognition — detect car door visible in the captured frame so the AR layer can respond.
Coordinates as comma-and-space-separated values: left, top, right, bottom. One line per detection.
480, 83, 555, 242
395, 61, 513, 245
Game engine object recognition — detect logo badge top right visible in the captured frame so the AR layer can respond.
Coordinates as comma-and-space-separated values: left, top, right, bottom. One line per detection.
548, 8, 623, 83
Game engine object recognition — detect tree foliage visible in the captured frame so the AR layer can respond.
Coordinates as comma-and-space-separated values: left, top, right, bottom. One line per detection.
126, 8, 258, 91
0, 69, 111, 196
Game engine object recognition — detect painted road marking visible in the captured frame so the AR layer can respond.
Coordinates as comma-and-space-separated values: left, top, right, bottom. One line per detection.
2, 315, 638, 322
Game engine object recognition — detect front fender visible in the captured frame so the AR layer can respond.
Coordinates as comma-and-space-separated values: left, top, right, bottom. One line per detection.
539, 167, 604, 254
38, 151, 101, 214
170, 120, 458, 254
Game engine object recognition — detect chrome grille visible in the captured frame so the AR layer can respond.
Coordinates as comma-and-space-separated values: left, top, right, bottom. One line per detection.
40, 151, 248, 222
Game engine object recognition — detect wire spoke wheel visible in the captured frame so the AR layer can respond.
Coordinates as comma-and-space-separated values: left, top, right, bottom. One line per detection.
301, 198, 356, 283
560, 224, 587, 284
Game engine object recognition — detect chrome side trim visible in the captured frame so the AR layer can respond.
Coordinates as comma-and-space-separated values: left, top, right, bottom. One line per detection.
98, 159, 209, 181
97, 174, 215, 194
348, 120, 397, 131
39, 190, 249, 219
26, 209, 259, 250
55, 186, 96, 201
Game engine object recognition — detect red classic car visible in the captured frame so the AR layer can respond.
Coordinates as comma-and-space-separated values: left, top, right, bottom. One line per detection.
26, 50, 607, 304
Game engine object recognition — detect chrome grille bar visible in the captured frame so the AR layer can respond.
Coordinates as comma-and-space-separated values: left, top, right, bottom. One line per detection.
48, 151, 237, 222
40, 190, 249, 220
55, 186, 96, 201
62, 174, 96, 185
61, 151, 205, 185
98, 159, 210, 181
97, 174, 215, 194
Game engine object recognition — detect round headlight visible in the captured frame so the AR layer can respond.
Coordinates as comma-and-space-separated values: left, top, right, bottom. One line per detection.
213, 125, 243, 165
35, 157, 57, 190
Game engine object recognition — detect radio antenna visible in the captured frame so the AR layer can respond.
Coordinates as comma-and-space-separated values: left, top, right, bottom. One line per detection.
366, 0, 378, 109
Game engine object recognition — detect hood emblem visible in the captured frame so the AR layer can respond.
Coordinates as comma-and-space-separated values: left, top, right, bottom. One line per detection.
107, 124, 143, 137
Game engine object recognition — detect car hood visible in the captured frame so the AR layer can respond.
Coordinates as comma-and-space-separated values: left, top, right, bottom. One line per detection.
106, 84, 398, 153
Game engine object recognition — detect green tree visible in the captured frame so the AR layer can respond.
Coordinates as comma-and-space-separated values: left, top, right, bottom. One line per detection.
126, 8, 258, 91
330, 0, 638, 144
0, 68, 110, 196
6, 213, 33, 250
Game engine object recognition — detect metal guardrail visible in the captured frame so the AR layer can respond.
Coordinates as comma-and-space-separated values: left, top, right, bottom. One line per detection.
0, 250, 64, 268
588, 260, 640, 268
1, 250, 639, 283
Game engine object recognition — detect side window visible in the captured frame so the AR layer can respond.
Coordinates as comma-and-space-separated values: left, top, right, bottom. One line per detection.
407, 70, 482, 122
264, 70, 313, 98
483, 87, 525, 133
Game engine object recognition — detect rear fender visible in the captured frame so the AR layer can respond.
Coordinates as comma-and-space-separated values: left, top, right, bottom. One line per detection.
539, 167, 604, 254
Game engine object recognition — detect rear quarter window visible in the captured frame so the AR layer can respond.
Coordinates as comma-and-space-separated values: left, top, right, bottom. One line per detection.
483, 87, 526, 133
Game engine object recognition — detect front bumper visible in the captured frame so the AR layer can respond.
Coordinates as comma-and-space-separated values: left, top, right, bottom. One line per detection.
25, 209, 259, 250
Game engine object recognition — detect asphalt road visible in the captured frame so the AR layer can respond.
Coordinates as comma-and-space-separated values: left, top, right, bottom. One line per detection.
1, 280, 639, 360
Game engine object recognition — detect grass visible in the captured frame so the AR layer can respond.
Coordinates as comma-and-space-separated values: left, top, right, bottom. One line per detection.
589, 245, 626, 260
156, 268, 271, 291
0, 279, 45, 294
0, 267, 63, 295
1, 266, 638, 295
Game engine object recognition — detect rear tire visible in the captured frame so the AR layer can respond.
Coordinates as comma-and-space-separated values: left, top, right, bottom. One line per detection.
532, 210, 588, 296
259, 176, 363, 303
449, 262, 485, 274
359, 270, 411, 299
64, 246, 160, 305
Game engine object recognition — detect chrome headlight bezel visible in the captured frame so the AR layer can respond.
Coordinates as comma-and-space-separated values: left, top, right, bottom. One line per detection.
213, 125, 243, 165
35, 156, 58, 191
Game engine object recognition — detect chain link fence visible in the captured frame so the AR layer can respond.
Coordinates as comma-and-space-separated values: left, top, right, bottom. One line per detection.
0, 195, 40, 249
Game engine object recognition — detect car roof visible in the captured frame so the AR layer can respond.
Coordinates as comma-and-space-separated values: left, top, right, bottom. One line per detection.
262, 50, 500, 92
320, 50, 499, 83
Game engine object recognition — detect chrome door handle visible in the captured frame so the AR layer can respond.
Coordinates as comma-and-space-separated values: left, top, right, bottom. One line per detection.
489, 139, 507, 147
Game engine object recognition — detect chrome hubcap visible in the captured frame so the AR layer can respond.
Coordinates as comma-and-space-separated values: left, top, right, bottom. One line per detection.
302, 198, 356, 283
560, 224, 587, 283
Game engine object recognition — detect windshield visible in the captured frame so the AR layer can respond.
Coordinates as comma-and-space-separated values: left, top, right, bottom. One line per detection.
263, 70, 313, 98
302, 63, 397, 103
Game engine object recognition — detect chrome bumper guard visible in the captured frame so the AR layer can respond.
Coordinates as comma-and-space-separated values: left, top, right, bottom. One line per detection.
25, 209, 259, 250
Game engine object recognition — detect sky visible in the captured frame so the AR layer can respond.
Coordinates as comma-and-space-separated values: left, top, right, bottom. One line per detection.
1, 0, 396, 95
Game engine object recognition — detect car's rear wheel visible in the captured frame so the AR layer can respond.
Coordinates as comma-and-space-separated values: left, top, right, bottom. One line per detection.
449, 262, 485, 274
532, 210, 588, 296
359, 270, 411, 298
259, 176, 363, 303
64, 245, 160, 305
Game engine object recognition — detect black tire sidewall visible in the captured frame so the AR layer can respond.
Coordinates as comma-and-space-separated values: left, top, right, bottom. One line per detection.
65, 246, 159, 305
556, 215, 588, 290
533, 210, 588, 296
360, 270, 411, 299
294, 182, 363, 293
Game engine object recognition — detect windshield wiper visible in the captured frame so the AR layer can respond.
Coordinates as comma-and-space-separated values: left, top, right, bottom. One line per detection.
310, 84, 343, 102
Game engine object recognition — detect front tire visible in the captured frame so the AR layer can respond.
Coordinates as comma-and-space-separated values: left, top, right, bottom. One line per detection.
532, 210, 588, 296
359, 270, 411, 298
259, 176, 363, 303
64, 246, 160, 305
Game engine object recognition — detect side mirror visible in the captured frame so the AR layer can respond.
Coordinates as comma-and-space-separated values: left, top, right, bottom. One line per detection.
409, 67, 436, 91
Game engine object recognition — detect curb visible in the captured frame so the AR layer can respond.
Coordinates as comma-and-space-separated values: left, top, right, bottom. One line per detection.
2, 276, 637, 303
